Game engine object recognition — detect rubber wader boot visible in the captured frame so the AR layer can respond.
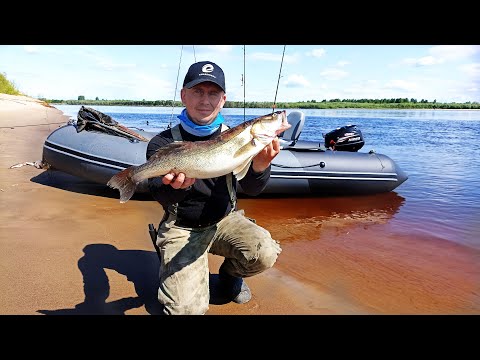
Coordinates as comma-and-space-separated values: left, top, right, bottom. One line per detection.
218, 262, 252, 304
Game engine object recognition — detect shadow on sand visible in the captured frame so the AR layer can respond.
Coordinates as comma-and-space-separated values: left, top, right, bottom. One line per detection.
37, 244, 162, 315
36, 244, 229, 315
30, 170, 153, 201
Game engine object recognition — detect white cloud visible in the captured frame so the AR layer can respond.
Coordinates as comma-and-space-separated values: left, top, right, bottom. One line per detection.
306, 48, 326, 58
428, 45, 479, 60
195, 45, 234, 53
96, 61, 137, 72
384, 79, 417, 92
403, 56, 444, 66
23, 45, 40, 54
402, 45, 480, 67
319, 68, 348, 80
459, 62, 480, 77
249, 52, 297, 64
284, 74, 310, 88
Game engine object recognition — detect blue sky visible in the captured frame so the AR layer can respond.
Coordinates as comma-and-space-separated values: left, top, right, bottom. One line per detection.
1, 45, 479, 103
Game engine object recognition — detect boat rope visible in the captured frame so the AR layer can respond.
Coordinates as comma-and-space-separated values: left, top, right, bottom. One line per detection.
370, 150, 386, 169
0, 122, 66, 129
168, 45, 184, 129
9, 160, 49, 169
271, 162, 324, 169
272, 150, 386, 170
272, 45, 286, 112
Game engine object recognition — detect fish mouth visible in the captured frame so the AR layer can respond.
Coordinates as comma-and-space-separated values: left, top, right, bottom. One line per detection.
275, 110, 291, 135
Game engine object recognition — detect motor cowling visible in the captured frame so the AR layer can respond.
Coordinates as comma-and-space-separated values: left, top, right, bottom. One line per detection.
324, 124, 365, 151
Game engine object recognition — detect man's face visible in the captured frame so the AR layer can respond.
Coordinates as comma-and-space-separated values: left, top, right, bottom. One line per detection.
181, 82, 226, 125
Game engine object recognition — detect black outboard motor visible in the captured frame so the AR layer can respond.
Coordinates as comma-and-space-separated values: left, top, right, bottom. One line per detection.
324, 124, 364, 151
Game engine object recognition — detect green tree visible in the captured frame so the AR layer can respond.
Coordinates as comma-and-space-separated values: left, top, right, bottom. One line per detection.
0, 72, 22, 95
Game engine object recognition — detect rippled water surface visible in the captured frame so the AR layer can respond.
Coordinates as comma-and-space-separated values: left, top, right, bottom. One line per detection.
55, 105, 480, 250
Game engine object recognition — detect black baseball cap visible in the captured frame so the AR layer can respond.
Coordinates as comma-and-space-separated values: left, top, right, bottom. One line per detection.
183, 61, 226, 92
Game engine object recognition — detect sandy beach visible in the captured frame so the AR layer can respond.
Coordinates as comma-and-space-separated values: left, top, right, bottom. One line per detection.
1, 93, 479, 315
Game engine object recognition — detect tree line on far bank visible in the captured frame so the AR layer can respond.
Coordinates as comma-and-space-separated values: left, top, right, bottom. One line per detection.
45, 97, 480, 110
2, 73, 478, 110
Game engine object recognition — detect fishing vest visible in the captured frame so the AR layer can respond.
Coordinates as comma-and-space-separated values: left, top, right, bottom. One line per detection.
169, 123, 237, 213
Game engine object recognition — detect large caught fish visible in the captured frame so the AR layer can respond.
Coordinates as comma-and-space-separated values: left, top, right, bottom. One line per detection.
107, 110, 291, 203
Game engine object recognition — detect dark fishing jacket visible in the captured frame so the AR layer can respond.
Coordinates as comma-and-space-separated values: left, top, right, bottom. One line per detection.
146, 124, 271, 228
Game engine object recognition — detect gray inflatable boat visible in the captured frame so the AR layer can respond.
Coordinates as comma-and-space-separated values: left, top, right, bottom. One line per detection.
42, 109, 408, 196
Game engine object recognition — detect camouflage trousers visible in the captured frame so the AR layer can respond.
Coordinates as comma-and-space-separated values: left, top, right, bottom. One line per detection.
155, 209, 282, 315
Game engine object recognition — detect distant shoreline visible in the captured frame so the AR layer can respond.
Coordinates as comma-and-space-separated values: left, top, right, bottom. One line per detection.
50, 104, 480, 111
44, 97, 479, 111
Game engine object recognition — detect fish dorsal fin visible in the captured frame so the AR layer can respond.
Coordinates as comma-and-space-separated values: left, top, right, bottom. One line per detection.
149, 142, 190, 161
232, 155, 254, 180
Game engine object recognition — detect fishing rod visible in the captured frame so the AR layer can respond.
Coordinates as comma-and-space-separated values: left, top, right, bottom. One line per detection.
168, 45, 184, 129
168, 45, 198, 129
243, 45, 246, 121
272, 45, 286, 112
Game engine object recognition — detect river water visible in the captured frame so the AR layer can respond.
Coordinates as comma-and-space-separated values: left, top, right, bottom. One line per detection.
55, 105, 480, 252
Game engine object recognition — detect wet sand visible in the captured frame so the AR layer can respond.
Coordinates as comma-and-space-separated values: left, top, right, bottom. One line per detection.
1, 93, 479, 315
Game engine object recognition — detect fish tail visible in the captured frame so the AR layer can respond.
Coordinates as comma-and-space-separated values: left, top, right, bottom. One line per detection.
107, 167, 137, 203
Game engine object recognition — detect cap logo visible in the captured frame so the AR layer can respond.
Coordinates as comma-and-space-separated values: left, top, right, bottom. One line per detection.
201, 64, 214, 73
